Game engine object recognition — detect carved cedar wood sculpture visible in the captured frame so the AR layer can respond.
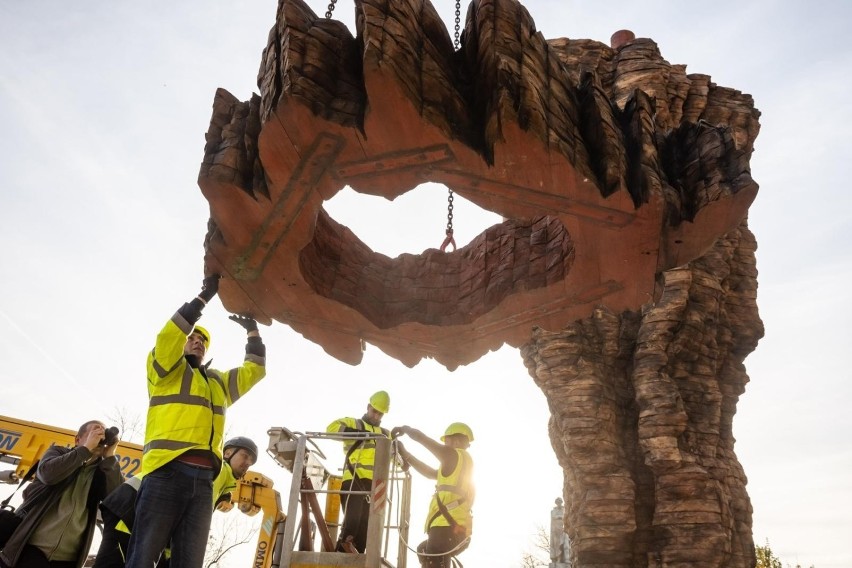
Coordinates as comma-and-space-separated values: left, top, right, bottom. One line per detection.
200, 1, 764, 565
198, 0, 759, 371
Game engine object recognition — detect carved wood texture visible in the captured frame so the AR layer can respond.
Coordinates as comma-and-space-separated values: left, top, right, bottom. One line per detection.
522, 221, 763, 567
198, 0, 759, 370
199, 1, 764, 565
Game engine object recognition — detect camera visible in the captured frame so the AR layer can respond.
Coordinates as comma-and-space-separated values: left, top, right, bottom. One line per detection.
101, 426, 120, 447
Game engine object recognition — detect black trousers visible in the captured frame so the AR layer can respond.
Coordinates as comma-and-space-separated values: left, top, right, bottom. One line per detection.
337, 477, 372, 553
91, 511, 169, 568
8, 546, 76, 568
92, 511, 129, 568
417, 526, 468, 568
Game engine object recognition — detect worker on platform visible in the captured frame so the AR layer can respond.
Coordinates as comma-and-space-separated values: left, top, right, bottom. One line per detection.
392, 423, 475, 568
326, 391, 392, 553
125, 275, 266, 568
93, 437, 259, 568
0, 420, 123, 568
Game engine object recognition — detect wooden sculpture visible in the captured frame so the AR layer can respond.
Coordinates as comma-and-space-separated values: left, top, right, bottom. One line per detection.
199, 1, 764, 565
198, 0, 758, 372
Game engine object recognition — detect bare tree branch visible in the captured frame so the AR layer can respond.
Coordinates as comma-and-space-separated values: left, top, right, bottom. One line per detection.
521, 524, 550, 567
106, 406, 145, 444
204, 513, 257, 568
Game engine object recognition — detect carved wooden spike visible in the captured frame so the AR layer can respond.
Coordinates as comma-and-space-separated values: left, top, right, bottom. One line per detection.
198, 0, 760, 370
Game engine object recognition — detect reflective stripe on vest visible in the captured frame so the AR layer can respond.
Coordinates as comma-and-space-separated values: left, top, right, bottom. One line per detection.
141, 312, 265, 476
329, 417, 390, 481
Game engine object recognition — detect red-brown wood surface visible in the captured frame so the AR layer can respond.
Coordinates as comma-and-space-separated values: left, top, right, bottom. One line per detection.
198, 0, 759, 369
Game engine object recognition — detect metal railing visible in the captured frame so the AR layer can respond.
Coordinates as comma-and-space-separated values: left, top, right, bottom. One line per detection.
267, 427, 411, 568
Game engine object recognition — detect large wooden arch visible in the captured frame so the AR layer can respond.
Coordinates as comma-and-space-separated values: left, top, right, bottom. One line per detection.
199, 0, 759, 370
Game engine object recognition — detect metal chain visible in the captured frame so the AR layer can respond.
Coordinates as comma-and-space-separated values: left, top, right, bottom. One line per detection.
446, 191, 454, 235
440, 0, 461, 253
325, 0, 337, 18
454, 0, 461, 50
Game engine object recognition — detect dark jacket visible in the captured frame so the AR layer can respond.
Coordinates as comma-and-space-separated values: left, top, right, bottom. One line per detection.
98, 476, 141, 530
0, 445, 122, 568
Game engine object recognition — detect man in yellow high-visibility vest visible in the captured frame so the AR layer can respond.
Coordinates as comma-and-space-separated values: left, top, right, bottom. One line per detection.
326, 391, 391, 553
125, 275, 266, 568
93, 438, 259, 568
393, 423, 475, 568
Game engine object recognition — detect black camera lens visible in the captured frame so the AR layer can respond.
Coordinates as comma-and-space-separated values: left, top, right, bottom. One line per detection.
101, 426, 120, 446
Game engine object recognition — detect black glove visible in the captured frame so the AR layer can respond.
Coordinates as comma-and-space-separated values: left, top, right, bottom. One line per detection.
199, 274, 221, 302
229, 314, 258, 333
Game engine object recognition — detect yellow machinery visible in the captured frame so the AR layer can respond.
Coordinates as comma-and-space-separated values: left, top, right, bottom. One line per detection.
0, 416, 411, 568
0, 414, 144, 482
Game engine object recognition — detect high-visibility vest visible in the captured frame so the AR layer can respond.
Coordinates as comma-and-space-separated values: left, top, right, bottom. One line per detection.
213, 462, 237, 505
425, 448, 474, 535
142, 311, 265, 476
326, 417, 390, 481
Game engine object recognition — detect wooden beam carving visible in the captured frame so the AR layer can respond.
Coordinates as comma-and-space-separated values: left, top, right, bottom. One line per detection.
198, 0, 760, 369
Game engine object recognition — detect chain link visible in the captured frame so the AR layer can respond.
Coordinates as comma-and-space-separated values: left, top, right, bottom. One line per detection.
442, 0, 461, 252
454, 0, 461, 50
446, 190, 454, 234
325, 0, 337, 19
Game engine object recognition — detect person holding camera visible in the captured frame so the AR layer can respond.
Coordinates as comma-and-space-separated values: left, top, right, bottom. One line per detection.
0, 420, 122, 568
125, 275, 266, 568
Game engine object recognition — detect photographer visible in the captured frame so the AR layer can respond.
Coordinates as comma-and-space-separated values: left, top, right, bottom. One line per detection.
0, 420, 122, 568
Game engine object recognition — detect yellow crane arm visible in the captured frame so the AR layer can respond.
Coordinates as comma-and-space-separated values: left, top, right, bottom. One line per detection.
231, 471, 284, 568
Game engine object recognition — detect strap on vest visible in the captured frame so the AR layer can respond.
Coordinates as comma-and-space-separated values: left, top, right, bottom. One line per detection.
341, 421, 390, 476
428, 493, 466, 529
343, 438, 365, 475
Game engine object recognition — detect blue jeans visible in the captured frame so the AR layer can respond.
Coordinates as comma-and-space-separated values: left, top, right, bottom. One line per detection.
125, 461, 214, 568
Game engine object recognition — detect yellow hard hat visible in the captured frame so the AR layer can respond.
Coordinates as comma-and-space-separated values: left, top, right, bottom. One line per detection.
191, 325, 211, 349
369, 391, 390, 414
441, 422, 474, 442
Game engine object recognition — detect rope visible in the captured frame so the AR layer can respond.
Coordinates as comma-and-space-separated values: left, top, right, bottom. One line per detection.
397, 531, 471, 558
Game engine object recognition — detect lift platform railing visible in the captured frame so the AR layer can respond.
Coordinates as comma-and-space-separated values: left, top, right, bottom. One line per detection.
266, 428, 411, 568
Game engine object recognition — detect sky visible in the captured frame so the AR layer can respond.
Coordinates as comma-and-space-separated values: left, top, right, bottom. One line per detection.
1, 1, 850, 567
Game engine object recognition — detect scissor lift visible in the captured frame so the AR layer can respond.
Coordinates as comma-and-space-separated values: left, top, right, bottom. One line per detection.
266, 427, 412, 568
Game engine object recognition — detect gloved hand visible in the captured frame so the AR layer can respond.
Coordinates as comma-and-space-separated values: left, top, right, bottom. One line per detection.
229, 314, 259, 333
198, 274, 221, 302
391, 426, 408, 438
